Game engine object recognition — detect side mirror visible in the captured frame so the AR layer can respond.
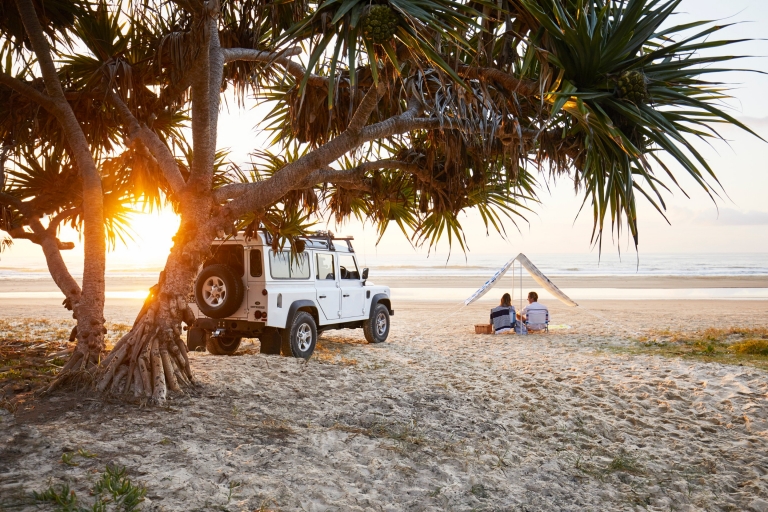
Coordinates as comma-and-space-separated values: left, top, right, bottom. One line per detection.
361, 268, 369, 281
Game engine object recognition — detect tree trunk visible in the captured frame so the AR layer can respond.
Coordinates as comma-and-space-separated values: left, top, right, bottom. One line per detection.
95, 200, 216, 400
13, 0, 108, 387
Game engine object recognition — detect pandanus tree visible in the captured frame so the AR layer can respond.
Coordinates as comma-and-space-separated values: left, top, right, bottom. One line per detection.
0, 0, 119, 374
0, 0, 759, 400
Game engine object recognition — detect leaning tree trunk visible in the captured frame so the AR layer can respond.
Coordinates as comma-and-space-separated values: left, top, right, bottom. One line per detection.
95, 207, 217, 400
14, 0, 109, 388
96, 13, 224, 401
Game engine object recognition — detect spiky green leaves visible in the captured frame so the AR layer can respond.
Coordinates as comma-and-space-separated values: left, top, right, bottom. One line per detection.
617, 71, 648, 104
362, 5, 400, 45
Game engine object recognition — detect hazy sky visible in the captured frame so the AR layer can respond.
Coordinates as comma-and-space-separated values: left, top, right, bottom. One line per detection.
1, 0, 767, 272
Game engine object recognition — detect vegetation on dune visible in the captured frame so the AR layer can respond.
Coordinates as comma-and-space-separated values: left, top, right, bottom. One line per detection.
0, 319, 129, 411
623, 327, 768, 370
30, 464, 146, 512
0, 0, 761, 401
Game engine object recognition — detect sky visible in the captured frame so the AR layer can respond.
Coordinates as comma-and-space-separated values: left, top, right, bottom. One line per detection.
1, 0, 768, 272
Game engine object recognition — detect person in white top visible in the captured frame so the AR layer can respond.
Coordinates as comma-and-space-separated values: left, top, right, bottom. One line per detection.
517, 291, 549, 331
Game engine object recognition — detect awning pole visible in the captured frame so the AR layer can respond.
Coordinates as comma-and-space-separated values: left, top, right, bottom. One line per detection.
519, 260, 523, 323
511, 259, 515, 309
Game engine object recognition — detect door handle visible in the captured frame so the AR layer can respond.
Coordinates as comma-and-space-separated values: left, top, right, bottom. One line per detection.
319, 295, 326, 298
343, 294, 350, 297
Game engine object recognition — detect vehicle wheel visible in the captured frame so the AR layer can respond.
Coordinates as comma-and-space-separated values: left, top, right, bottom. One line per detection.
194, 264, 244, 319
258, 328, 282, 355
280, 311, 317, 359
364, 303, 390, 344
206, 335, 242, 355
186, 327, 208, 352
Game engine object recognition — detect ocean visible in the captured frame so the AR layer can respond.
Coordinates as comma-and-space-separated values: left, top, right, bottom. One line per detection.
1, 253, 766, 302
4, 252, 766, 280
354, 252, 768, 278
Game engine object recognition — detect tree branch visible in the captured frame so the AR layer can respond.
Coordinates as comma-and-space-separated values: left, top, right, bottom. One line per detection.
212, 182, 251, 203
0, 191, 28, 214
212, 159, 405, 203
222, 98, 445, 218
208, 20, 224, 180
8, 226, 75, 250
47, 207, 80, 235
5, 223, 80, 307
106, 91, 187, 195
187, 14, 215, 187
2, 217, 81, 301
14, 0, 105, 313
297, 160, 420, 189
13, 0, 67, 101
221, 47, 328, 87
347, 83, 385, 134
26, 218, 81, 300
458, 64, 539, 97
0, 72, 58, 112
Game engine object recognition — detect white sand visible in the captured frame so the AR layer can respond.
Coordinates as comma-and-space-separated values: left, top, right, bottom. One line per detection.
1, 300, 767, 510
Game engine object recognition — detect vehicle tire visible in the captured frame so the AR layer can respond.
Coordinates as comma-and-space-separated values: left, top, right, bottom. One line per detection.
364, 303, 390, 344
194, 264, 244, 319
186, 327, 208, 352
206, 335, 242, 355
280, 311, 317, 359
258, 328, 282, 355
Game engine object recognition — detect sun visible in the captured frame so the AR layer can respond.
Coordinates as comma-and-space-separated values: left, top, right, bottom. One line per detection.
106, 207, 181, 271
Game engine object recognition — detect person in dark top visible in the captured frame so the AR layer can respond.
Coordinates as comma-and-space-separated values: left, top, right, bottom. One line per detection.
490, 293, 516, 334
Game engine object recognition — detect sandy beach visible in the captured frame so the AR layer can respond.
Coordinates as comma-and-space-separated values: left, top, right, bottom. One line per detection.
1, 291, 767, 511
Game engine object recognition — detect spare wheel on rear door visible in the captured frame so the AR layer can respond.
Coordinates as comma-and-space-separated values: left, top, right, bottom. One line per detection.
195, 264, 244, 318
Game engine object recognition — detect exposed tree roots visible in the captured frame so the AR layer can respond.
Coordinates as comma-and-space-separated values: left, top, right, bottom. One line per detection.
44, 310, 107, 394
93, 291, 197, 402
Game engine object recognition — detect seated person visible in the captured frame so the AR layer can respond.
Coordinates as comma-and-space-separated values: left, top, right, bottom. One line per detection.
490, 293, 516, 334
517, 291, 549, 331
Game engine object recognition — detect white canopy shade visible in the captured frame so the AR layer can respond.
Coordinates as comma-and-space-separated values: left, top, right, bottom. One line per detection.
464, 253, 578, 307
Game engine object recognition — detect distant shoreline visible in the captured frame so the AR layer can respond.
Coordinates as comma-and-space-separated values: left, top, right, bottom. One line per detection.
1, 274, 767, 293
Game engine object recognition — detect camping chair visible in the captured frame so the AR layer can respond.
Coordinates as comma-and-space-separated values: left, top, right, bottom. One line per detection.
525, 309, 549, 333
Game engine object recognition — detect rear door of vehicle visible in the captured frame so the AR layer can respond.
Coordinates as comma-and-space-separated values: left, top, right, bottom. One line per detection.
338, 253, 365, 319
246, 246, 267, 321
314, 252, 340, 322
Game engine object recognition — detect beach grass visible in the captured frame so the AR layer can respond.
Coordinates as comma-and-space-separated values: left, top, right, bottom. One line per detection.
0, 319, 130, 411
619, 327, 768, 370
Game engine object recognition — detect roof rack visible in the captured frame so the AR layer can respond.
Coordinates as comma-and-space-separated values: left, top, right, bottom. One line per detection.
303, 231, 354, 252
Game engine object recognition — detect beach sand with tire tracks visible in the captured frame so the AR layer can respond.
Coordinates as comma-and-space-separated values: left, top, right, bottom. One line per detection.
1, 297, 767, 511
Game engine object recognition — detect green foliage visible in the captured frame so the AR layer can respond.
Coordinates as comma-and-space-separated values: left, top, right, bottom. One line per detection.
730, 339, 768, 356
93, 464, 147, 510
33, 464, 146, 512
280, 0, 483, 96
624, 327, 768, 370
0, 0, 760, 258
608, 451, 643, 473
33, 483, 79, 511
519, 0, 760, 251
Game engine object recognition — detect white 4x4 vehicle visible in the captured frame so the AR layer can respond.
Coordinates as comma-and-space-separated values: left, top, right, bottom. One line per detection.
186, 231, 393, 359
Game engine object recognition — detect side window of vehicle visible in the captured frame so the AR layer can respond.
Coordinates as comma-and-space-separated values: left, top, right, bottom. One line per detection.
249, 249, 262, 277
316, 253, 335, 280
291, 252, 311, 279
269, 251, 290, 279
338, 254, 359, 280
269, 251, 310, 279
